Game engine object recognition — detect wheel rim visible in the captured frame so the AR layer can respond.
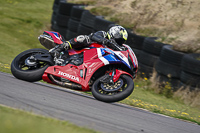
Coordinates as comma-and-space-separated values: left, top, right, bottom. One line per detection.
17, 52, 47, 71
100, 78, 123, 92
97, 77, 127, 95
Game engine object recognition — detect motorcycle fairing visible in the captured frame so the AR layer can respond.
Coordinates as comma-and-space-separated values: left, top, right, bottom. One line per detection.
123, 44, 138, 71
43, 43, 136, 91
43, 57, 106, 91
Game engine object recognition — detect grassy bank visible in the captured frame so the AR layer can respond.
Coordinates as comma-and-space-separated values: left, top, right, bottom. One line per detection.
0, 0, 52, 72
0, 105, 98, 133
121, 77, 200, 125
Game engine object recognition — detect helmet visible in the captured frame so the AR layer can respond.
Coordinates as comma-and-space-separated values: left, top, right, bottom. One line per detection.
107, 25, 128, 45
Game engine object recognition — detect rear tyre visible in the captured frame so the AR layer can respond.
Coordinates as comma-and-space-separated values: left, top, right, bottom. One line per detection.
92, 75, 134, 103
11, 49, 50, 82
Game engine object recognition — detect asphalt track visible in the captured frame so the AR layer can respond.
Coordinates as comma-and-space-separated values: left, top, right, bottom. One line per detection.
0, 72, 200, 133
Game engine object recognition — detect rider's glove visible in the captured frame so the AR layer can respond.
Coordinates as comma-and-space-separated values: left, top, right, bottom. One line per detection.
102, 39, 110, 45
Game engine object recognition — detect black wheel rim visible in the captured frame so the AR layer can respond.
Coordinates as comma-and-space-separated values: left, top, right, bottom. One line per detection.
17, 52, 47, 71
97, 77, 128, 95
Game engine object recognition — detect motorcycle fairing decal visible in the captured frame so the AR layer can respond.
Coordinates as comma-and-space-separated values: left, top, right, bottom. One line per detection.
44, 31, 63, 44
97, 48, 109, 65
49, 31, 60, 39
103, 54, 120, 64
114, 51, 130, 67
44, 65, 81, 80
58, 71, 80, 82
97, 48, 131, 69
99, 57, 109, 65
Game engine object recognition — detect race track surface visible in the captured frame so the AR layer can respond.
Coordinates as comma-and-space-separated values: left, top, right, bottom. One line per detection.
0, 72, 199, 133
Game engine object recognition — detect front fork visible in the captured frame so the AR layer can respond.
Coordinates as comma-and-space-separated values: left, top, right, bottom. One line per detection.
99, 67, 133, 84
108, 69, 133, 83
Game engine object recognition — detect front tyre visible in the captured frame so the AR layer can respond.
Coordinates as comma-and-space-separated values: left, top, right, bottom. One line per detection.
11, 48, 50, 82
92, 75, 134, 103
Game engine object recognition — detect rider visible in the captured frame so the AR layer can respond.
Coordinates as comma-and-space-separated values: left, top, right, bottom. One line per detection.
48, 25, 128, 59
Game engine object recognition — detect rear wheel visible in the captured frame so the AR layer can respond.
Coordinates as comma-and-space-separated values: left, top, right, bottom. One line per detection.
92, 75, 134, 103
11, 48, 50, 82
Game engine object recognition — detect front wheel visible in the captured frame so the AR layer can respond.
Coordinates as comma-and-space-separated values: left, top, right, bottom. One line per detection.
11, 48, 50, 82
92, 75, 134, 103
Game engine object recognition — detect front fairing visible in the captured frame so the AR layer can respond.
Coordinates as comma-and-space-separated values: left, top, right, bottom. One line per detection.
98, 48, 130, 67
95, 47, 138, 73
123, 44, 138, 72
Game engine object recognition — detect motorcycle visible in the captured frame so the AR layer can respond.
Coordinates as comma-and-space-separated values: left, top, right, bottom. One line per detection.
11, 31, 138, 103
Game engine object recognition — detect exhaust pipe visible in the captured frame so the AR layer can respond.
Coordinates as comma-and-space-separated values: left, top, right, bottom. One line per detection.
49, 74, 82, 90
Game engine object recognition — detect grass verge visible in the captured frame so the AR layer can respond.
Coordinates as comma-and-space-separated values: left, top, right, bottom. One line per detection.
0, 105, 98, 133
120, 77, 200, 125
0, 0, 51, 67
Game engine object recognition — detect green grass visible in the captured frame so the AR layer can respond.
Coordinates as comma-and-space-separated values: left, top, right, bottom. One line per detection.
0, 105, 98, 133
120, 78, 200, 125
0, 0, 51, 67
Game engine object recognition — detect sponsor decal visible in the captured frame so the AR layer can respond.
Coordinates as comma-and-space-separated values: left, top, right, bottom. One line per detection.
97, 48, 109, 65
58, 71, 79, 82
114, 51, 130, 67
53, 33, 61, 40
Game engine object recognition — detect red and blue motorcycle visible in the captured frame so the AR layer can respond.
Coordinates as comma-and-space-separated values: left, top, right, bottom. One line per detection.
11, 31, 138, 103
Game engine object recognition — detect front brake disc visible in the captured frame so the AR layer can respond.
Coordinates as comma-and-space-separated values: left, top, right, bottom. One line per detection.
100, 78, 123, 92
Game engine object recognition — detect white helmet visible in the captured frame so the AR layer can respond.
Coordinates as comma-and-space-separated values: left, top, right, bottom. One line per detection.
107, 25, 128, 45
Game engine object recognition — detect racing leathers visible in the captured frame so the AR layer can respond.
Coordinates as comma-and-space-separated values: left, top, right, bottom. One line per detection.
49, 31, 125, 58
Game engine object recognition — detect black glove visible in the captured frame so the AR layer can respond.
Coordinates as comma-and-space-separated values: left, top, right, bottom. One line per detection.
90, 33, 109, 45
102, 39, 110, 45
